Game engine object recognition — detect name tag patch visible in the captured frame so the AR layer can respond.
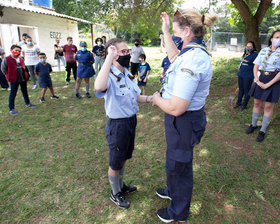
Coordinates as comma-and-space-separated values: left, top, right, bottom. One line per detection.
120, 84, 126, 88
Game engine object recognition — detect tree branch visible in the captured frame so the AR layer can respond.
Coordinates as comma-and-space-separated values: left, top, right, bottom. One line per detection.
254, 0, 272, 26
231, 0, 252, 24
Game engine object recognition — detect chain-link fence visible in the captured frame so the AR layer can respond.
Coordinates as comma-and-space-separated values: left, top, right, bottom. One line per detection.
208, 32, 269, 52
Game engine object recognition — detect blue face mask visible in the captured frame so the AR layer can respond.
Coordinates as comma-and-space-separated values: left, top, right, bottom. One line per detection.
81, 47, 87, 52
27, 42, 33, 46
40, 59, 46, 63
172, 35, 183, 50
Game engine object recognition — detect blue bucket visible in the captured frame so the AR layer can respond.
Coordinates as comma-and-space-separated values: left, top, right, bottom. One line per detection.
33, 0, 53, 8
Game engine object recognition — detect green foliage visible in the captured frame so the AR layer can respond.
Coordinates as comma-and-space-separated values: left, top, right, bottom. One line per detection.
211, 57, 240, 87
53, 0, 179, 45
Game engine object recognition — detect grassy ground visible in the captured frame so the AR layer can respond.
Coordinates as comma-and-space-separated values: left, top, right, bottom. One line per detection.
0, 48, 279, 224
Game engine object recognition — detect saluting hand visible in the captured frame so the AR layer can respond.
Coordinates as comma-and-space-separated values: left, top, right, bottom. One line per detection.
107, 45, 118, 59
161, 12, 170, 34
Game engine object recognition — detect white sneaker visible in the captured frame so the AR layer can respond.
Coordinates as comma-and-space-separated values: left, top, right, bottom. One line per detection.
32, 84, 37, 89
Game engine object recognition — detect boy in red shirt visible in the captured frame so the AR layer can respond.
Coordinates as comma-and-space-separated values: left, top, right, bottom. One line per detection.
63, 37, 77, 85
1, 45, 36, 115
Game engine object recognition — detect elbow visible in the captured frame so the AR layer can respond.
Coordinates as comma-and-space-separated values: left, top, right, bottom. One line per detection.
94, 84, 106, 92
171, 110, 184, 117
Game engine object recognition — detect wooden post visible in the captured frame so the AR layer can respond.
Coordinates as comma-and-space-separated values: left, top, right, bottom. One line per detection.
91, 24, 94, 47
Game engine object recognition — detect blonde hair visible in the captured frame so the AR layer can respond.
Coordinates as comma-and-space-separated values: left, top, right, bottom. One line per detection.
173, 9, 218, 39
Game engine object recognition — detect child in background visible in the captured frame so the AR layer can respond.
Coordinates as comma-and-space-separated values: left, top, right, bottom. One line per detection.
1, 45, 36, 115
35, 53, 59, 102
137, 54, 151, 95
75, 41, 95, 98
0, 47, 9, 90
160, 55, 170, 83
92, 38, 105, 76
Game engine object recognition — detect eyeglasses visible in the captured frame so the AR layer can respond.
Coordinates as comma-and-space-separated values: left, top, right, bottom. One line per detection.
118, 49, 131, 55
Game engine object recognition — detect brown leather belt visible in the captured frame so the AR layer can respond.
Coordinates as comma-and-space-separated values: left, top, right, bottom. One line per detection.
260, 71, 279, 76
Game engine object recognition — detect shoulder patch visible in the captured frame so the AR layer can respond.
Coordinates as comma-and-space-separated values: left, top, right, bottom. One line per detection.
181, 68, 194, 76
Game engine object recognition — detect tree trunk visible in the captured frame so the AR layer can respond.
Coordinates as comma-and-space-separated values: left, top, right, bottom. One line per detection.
245, 17, 262, 51
231, 0, 272, 51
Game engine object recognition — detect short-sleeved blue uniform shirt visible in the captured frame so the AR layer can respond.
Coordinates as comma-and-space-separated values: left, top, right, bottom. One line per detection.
35, 62, 52, 83
95, 65, 141, 119
92, 45, 105, 57
162, 48, 212, 111
254, 47, 280, 71
137, 62, 151, 80
75, 50, 95, 78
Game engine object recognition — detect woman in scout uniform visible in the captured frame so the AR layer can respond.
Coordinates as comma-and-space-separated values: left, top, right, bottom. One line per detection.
152, 9, 217, 223
234, 41, 258, 111
74, 41, 95, 98
94, 38, 152, 209
246, 30, 280, 142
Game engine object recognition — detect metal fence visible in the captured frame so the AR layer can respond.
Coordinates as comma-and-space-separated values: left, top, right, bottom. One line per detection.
208, 32, 269, 52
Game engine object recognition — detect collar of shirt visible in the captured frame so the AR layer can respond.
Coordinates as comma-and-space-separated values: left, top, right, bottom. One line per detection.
110, 65, 130, 79
179, 38, 208, 56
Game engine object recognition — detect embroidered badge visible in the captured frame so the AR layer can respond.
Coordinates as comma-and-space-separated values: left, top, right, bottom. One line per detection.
181, 68, 194, 76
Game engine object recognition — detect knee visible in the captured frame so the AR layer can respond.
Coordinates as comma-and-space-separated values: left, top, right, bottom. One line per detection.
254, 100, 262, 108
264, 103, 274, 112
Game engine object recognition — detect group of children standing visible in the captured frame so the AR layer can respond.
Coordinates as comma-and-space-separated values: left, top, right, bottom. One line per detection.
0, 36, 154, 116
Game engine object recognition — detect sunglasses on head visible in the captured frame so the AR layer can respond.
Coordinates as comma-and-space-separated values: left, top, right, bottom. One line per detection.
174, 10, 184, 18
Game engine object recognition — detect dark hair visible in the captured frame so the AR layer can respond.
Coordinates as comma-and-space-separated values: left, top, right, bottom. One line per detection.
134, 38, 140, 43
242, 40, 257, 56
10, 45, 21, 50
104, 38, 125, 58
139, 54, 146, 60
39, 52, 46, 56
102, 36, 106, 39
22, 33, 28, 37
95, 38, 103, 44
268, 30, 280, 46
67, 36, 73, 40
26, 36, 32, 39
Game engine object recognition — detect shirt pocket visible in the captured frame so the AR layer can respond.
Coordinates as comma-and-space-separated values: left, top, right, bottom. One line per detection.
115, 86, 131, 106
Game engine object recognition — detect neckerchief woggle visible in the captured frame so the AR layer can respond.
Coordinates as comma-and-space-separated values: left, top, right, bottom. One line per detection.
160, 38, 210, 95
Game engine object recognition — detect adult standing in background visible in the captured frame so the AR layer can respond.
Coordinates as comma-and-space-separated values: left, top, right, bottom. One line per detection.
130, 38, 145, 78
54, 38, 65, 72
234, 41, 258, 111
246, 30, 280, 142
92, 37, 105, 76
22, 36, 40, 89
152, 9, 217, 223
63, 36, 77, 85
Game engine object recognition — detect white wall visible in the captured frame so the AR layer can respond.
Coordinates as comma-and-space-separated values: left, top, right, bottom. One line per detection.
0, 7, 82, 66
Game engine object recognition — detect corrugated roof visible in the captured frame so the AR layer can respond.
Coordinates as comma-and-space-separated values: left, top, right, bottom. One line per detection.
0, 0, 93, 24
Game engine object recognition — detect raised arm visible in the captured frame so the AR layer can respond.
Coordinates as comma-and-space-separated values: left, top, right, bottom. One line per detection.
94, 46, 117, 91
161, 12, 179, 62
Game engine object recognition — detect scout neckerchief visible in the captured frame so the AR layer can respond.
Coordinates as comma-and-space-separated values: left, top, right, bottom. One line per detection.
259, 48, 273, 71
160, 38, 210, 94
239, 53, 250, 69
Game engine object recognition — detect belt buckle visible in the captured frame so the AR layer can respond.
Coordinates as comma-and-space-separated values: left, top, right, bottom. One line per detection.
264, 71, 269, 75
